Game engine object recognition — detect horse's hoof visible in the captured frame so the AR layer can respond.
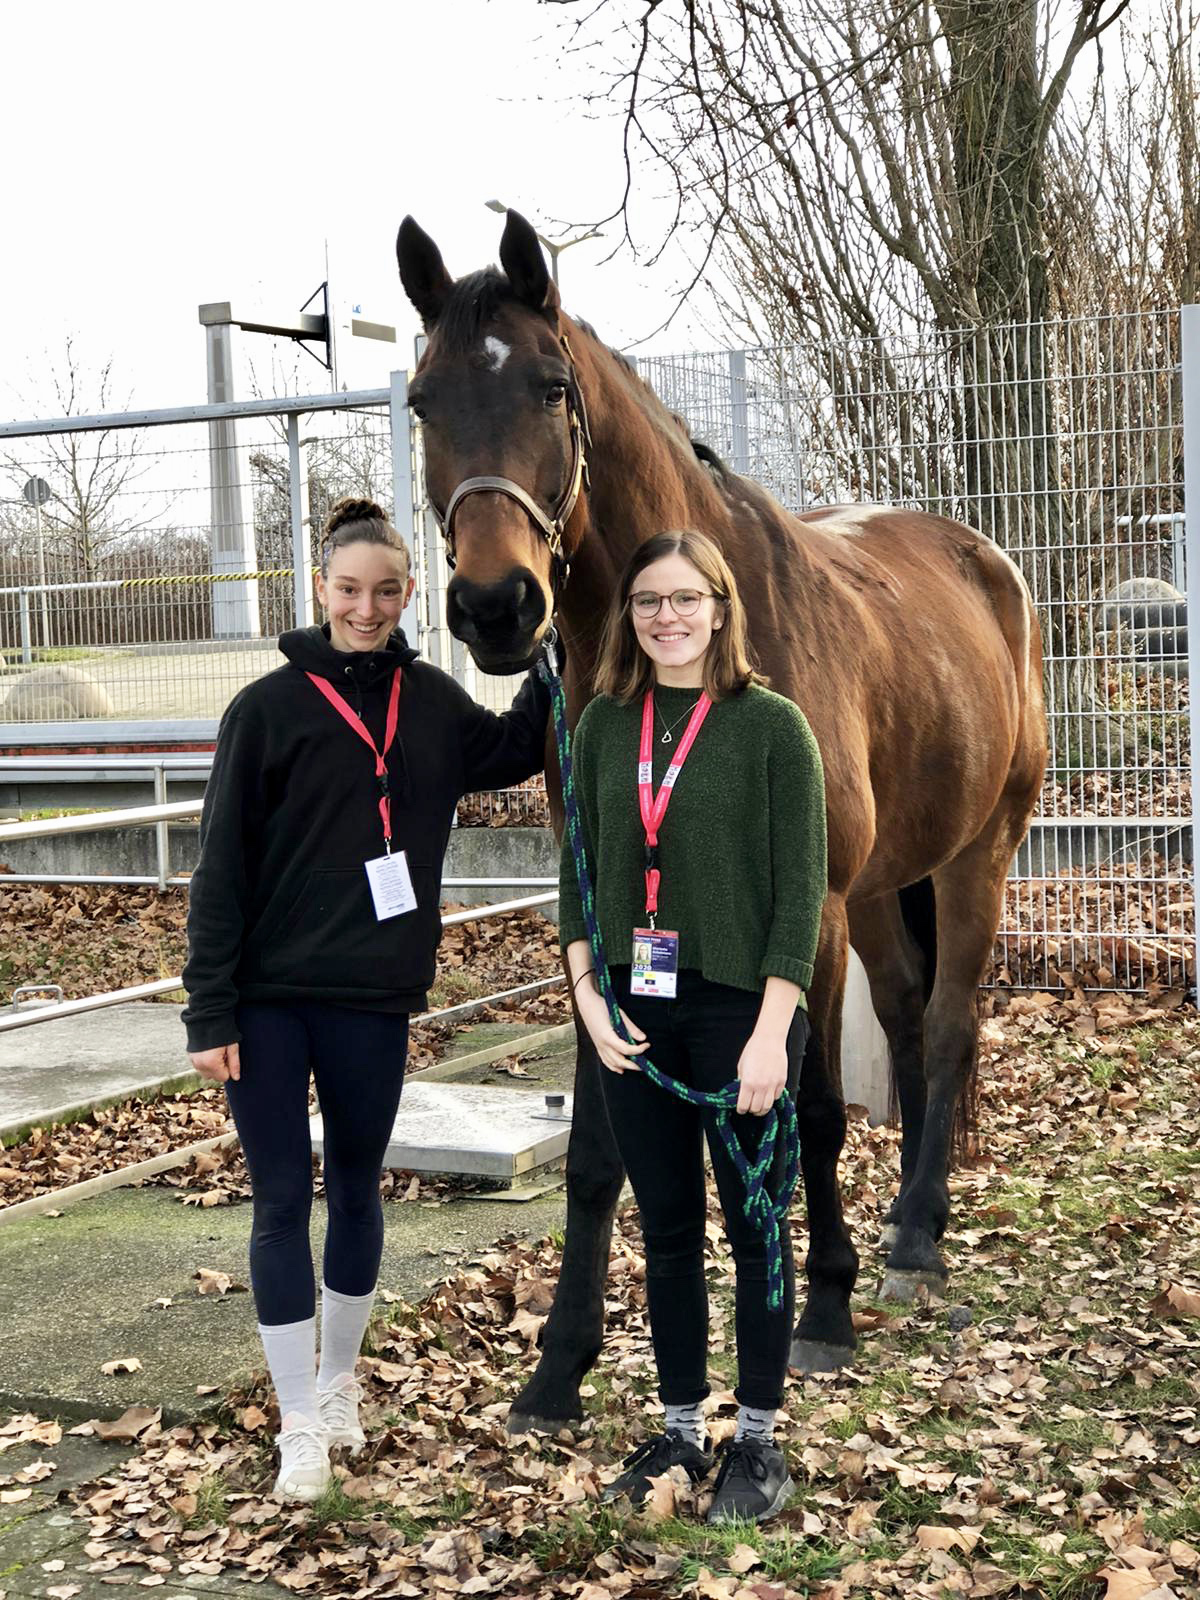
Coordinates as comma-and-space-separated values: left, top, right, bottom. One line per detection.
878, 1268, 948, 1303
789, 1339, 855, 1374
876, 1223, 899, 1253
505, 1410, 580, 1438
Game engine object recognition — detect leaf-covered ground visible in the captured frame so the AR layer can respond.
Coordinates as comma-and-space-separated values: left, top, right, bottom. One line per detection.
0, 878, 564, 1015
3, 992, 1198, 1599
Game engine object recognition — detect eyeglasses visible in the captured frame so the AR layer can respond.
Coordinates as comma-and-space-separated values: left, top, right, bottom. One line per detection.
627, 588, 716, 618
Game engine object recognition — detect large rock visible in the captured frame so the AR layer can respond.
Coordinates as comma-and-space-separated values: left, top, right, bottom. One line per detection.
3, 665, 115, 721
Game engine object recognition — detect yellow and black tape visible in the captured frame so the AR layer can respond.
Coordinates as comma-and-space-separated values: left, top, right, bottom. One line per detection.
120, 568, 319, 587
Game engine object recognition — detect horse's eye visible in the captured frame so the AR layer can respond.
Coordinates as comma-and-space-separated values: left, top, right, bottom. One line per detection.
545, 382, 567, 408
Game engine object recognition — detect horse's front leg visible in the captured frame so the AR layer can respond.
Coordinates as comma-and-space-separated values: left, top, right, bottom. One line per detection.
508, 1024, 625, 1433
790, 896, 860, 1372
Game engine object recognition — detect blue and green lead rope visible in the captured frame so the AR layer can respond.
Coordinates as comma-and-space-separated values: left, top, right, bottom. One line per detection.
538, 641, 799, 1312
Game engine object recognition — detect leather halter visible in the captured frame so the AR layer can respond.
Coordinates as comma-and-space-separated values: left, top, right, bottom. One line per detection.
429, 334, 592, 592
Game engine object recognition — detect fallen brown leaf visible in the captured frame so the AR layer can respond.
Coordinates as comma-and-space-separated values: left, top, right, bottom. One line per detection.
100, 1357, 143, 1375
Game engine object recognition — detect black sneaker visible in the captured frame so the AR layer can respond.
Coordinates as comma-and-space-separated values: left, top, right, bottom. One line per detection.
707, 1436, 793, 1524
601, 1430, 713, 1506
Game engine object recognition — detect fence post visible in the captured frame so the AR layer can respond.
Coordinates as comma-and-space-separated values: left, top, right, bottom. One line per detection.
1182, 304, 1200, 994
287, 413, 313, 629
204, 321, 261, 640
153, 764, 170, 892
17, 590, 32, 664
390, 369, 422, 645
728, 349, 750, 476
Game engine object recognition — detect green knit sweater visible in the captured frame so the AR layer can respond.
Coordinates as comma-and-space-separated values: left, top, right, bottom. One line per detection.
558, 683, 827, 998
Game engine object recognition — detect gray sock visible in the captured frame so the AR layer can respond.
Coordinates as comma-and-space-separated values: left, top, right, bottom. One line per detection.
735, 1403, 777, 1443
664, 1400, 707, 1449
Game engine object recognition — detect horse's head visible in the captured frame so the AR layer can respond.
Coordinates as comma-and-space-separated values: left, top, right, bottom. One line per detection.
397, 211, 590, 673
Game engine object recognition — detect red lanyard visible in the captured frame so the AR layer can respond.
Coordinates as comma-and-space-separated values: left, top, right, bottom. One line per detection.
306, 671, 403, 852
638, 689, 712, 921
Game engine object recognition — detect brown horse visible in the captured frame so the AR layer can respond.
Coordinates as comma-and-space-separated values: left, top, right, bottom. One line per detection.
397, 210, 1047, 1432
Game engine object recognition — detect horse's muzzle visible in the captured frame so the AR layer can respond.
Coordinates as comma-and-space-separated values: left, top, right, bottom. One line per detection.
447, 568, 548, 675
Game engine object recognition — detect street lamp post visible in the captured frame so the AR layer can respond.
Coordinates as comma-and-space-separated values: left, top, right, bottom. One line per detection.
484, 200, 603, 288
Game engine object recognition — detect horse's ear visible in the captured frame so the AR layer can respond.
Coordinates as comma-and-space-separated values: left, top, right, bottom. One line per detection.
499, 210, 559, 317
396, 216, 453, 327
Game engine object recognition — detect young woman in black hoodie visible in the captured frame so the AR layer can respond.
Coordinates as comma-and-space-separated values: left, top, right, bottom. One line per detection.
183, 499, 550, 1502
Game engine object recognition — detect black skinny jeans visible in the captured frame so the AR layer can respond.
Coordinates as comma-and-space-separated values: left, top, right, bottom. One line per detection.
601, 967, 807, 1411
225, 1001, 409, 1326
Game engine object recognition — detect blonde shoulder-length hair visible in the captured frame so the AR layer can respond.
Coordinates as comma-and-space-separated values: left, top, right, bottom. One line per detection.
593, 529, 766, 703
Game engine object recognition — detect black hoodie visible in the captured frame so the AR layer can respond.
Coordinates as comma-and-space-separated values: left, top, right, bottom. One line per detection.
181, 624, 551, 1053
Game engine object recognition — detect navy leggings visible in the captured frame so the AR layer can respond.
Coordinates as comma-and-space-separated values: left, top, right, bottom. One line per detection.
225, 1001, 409, 1326
601, 969, 807, 1411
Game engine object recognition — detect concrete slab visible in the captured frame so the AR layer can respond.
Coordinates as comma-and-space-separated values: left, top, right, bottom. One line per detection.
0, 1002, 191, 1138
0, 1042, 576, 1426
311, 1082, 574, 1180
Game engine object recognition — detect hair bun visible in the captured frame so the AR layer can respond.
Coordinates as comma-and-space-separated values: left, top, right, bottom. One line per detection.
324, 497, 388, 536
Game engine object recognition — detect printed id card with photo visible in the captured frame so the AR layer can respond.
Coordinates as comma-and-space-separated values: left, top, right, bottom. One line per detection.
631, 927, 679, 998
364, 850, 418, 921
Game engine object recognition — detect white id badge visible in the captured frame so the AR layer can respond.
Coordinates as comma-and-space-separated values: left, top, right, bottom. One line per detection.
631, 928, 679, 998
364, 850, 418, 921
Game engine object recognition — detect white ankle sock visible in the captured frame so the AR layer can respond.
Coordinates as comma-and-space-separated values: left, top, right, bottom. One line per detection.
258, 1317, 318, 1424
735, 1403, 777, 1442
317, 1282, 376, 1389
664, 1400, 707, 1449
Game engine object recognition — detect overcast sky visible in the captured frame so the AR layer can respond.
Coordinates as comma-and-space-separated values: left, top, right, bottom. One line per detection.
2, 0, 714, 422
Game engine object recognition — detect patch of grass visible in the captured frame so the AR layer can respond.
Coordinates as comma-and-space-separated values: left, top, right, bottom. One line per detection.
1033, 1411, 1110, 1449
187, 1472, 229, 1528
1088, 1056, 1122, 1089
525, 1504, 629, 1570
382, 1502, 432, 1542
1146, 1489, 1200, 1543
307, 1481, 365, 1528
427, 969, 490, 1009
872, 1481, 946, 1534
985, 1526, 1108, 1600
664, 1516, 844, 1584
438, 1483, 475, 1521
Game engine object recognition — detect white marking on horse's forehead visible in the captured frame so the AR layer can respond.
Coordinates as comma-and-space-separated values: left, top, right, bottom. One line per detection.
482, 336, 511, 372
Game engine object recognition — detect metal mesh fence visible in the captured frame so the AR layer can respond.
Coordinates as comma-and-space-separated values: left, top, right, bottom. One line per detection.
4, 318, 1194, 991
643, 312, 1192, 992
0, 403, 392, 724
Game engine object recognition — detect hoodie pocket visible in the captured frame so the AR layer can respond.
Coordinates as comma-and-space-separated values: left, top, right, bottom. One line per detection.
256, 862, 441, 994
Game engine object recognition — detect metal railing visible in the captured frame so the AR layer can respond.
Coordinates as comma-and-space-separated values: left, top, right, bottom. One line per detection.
0, 800, 562, 1034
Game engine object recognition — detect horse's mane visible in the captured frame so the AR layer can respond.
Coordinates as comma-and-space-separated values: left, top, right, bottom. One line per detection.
574, 319, 730, 478
690, 440, 729, 479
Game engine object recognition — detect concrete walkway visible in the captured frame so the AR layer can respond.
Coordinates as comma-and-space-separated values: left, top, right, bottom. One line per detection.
0, 1036, 579, 1599
0, 1002, 192, 1139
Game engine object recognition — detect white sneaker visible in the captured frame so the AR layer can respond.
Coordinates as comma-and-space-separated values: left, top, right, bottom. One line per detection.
317, 1372, 366, 1455
273, 1412, 331, 1503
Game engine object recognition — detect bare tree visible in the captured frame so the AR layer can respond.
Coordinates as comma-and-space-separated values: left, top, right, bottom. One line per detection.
566, 1, 1131, 563
0, 339, 168, 583
1048, 0, 1200, 314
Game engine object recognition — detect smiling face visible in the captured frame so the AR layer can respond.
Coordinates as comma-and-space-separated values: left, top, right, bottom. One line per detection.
628, 553, 724, 686
316, 542, 414, 653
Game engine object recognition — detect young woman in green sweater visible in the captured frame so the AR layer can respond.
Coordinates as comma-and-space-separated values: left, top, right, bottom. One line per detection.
559, 528, 827, 1525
